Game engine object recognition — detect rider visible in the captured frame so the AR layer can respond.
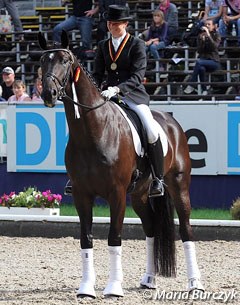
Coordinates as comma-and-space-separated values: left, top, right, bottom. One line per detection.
93, 5, 165, 197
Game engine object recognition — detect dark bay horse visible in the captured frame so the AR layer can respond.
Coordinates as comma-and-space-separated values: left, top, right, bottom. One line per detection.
38, 31, 204, 298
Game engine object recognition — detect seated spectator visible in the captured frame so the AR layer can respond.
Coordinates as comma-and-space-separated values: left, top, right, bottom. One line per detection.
31, 78, 43, 102
53, 0, 98, 50
201, 0, 224, 26
144, 10, 168, 70
156, 0, 178, 44
0, 0, 24, 40
0, 66, 15, 100
8, 80, 31, 102
219, 0, 240, 46
184, 19, 221, 95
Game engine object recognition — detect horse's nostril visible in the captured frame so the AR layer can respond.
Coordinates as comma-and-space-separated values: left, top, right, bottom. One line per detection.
51, 89, 57, 96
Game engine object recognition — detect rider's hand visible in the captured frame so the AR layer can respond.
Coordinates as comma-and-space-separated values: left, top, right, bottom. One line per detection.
101, 86, 120, 99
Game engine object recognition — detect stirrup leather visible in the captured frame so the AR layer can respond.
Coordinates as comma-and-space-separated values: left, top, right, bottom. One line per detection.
64, 180, 72, 196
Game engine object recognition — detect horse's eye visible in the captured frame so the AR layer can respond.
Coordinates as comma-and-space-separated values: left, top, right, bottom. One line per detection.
62, 57, 69, 65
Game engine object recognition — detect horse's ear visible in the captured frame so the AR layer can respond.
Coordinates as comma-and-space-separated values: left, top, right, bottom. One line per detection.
38, 32, 47, 50
61, 30, 69, 49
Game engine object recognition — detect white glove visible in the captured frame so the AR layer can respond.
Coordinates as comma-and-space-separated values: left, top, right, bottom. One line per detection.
101, 86, 120, 99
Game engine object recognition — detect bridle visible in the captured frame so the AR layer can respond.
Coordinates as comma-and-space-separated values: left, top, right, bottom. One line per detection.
40, 48, 107, 110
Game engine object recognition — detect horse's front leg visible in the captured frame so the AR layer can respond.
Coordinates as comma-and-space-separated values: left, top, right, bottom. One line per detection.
74, 193, 96, 298
103, 190, 126, 297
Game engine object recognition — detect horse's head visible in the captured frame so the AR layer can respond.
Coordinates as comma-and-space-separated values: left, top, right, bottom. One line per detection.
38, 31, 75, 107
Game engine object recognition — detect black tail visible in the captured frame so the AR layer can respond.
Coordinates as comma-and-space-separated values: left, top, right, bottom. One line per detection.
150, 190, 176, 277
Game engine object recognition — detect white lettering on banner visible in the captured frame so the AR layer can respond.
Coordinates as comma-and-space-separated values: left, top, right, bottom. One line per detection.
0, 105, 7, 157
5, 102, 240, 175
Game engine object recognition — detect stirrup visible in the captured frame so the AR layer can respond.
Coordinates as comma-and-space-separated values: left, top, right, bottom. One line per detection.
148, 177, 164, 198
64, 180, 72, 196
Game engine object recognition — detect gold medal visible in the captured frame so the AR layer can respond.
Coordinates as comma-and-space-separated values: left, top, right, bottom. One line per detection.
111, 62, 117, 70
108, 33, 130, 72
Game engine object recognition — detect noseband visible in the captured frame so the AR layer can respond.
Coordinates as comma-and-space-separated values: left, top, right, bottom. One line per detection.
41, 48, 107, 110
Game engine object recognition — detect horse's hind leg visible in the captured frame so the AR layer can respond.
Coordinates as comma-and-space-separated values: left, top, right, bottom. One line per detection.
168, 172, 204, 292
131, 193, 157, 289
103, 189, 126, 297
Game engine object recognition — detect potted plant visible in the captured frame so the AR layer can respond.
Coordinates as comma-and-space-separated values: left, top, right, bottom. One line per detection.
0, 187, 62, 216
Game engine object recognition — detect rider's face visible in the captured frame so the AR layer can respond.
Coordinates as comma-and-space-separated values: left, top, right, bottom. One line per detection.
107, 21, 128, 38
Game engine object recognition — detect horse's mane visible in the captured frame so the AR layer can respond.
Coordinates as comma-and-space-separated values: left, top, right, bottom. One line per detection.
78, 60, 101, 94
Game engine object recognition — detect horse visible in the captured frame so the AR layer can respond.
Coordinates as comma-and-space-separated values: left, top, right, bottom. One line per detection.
38, 31, 204, 298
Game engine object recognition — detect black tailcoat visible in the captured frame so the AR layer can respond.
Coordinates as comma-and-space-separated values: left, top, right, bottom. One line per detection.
93, 35, 150, 105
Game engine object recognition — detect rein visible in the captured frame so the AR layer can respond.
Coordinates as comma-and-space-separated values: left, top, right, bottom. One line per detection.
41, 48, 107, 110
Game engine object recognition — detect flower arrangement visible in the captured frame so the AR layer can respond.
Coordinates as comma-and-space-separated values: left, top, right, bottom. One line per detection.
0, 187, 62, 209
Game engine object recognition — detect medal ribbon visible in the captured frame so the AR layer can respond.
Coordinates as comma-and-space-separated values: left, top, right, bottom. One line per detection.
108, 33, 130, 64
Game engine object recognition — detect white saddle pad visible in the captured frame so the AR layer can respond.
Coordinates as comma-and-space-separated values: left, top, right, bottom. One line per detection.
115, 104, 168, 157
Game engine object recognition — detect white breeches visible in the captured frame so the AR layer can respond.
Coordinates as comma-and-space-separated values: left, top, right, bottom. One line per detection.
124, 100, 160, 144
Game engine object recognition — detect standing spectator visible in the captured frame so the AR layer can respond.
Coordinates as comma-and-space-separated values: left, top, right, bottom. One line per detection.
8, 80, 31, 102
96, 0, 127, 44
0, 66, 15, 100
157, 0, 178, 44
145, 10, 168, 70
31, 78, 43, 102
202, 0, 224, 26
184, 19, 221, 95
219, 0, 240, 46
53, 0, 98, 50
0, 0, 24, 40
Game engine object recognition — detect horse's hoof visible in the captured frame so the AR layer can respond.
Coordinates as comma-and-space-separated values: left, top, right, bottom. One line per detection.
140, 273, 156, 289
187, 278, 205, 292
76, 283, 96, 298
103, 281, 124, 297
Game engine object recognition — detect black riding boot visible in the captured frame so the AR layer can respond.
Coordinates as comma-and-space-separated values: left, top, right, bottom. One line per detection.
148, 137, 165, 197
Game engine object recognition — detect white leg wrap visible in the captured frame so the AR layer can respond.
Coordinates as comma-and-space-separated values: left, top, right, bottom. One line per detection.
183, 241, 204, 291
103, 246, 124, 297
140, 237, 157, 289
76, 248, 96, 298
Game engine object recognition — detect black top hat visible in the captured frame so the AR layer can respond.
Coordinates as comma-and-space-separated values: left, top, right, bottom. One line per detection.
106, 5, 132, 21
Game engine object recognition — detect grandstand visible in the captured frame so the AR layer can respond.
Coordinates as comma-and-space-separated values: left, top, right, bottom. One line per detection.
0, 0, 239, 101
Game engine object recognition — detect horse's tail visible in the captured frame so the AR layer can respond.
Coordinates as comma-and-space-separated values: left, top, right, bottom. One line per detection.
150, 190, 176, 277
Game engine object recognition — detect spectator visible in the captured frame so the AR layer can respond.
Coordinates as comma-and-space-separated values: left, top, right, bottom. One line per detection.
184, 19, 221, 95
219, 0, 240, 46
8, 80, 31, 102
53, 0, 98, 50
96, 0, 127, 44
0, 0, 24, 40
144, 10, 168, 70
32, 78, 43, 102
157, 0, 178, 44
201, 0, 224, 26
0, 67, 15, 100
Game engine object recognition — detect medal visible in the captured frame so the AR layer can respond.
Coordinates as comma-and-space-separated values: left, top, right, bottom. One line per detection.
108, 33, 130, 72
111, 62, 117, 70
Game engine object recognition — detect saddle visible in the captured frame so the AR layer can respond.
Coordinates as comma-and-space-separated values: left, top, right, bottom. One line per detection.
116, 101, 148, 154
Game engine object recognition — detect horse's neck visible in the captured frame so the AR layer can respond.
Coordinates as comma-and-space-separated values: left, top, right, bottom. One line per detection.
65, 68, 110, 143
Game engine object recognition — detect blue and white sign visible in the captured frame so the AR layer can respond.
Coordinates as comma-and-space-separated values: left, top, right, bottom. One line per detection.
0, 105, 7, 157
5, 102, 240, 175
7, 104, 68, 172
227, 104, 240, 175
